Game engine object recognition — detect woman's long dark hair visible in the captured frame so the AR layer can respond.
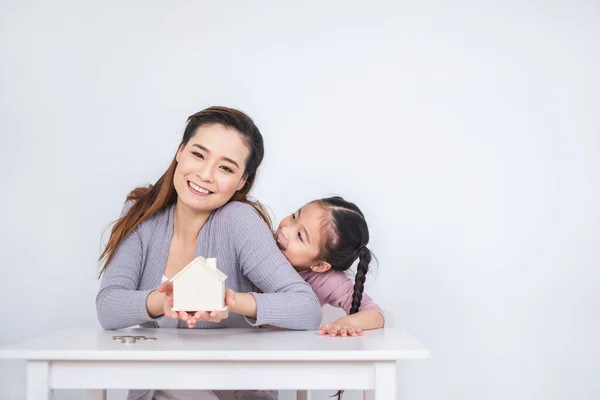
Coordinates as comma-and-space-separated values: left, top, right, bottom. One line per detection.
98, 106, 270, 276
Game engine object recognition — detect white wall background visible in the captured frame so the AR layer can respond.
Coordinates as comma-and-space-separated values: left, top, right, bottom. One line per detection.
1, 1, 599, 399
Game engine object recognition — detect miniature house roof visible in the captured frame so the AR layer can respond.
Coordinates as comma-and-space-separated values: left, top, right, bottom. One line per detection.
170, 256, 227, 282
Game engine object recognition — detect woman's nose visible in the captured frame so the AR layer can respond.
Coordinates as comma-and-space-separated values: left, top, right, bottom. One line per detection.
196, 163, 215, 182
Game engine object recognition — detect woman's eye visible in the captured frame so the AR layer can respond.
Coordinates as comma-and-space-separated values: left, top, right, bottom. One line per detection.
291, 213, 296, 220
220, 166, 233, 173
297, 232, 303, 242
192, 151, 204, 159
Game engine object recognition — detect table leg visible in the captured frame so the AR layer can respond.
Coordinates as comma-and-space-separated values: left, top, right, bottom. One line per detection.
297, 390, 311, 400
373, 361, 396, 400
87, 389, 107, 400
27, 361, 50, 400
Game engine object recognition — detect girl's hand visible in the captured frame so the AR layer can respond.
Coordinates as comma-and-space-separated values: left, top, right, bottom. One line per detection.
157, 282, 236, 328
318, 323, 364, 337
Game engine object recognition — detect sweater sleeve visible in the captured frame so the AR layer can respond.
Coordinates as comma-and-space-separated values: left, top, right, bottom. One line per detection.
318, 271, 385, 323
227, 203, 322, 330
95, 201, 157, 330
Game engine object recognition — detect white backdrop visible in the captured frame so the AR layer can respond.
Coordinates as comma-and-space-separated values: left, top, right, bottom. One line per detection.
1, 1, 599, 399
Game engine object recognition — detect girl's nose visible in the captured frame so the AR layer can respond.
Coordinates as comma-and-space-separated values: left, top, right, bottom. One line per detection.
281, 224, 294, 239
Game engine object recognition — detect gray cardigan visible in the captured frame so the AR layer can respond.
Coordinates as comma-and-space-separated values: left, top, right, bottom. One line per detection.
96, 200, 322, 400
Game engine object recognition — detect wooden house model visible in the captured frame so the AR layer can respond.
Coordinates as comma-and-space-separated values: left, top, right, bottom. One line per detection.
170, 256, 228, 312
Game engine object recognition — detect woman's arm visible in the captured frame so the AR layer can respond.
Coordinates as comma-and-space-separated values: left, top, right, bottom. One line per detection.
95, 203, 162, 329
229, 292, 257, 319
226, 203, 322, 330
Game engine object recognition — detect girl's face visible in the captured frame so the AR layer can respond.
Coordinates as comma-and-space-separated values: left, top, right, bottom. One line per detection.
275, 202, 330, 270
174, 123, 249, 214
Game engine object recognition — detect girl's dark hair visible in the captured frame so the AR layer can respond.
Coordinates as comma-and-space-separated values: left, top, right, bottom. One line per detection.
315, 196, 374, 314
315, 196, 375, 400
98, 106, 270, 276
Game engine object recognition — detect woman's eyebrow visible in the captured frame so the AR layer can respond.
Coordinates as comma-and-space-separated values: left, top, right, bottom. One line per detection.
192, 143, 240, 168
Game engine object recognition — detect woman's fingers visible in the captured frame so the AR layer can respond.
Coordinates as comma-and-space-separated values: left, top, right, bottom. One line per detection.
157, 281, 173, 294
161, 284, 231, 326
163, 294, 178, 318
195, 311, 210, 321
165, 307, 177, 318
214, 310, 229, 322
166, 309, 231, 326
177, 311, 189, 321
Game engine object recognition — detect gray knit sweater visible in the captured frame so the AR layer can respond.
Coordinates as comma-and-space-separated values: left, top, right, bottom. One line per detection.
96, 200, 322, 400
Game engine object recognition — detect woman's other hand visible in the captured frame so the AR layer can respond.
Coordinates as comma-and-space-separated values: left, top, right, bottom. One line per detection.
158, 283, 236, 328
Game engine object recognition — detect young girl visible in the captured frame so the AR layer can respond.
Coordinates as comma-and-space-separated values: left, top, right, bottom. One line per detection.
276, 195, 384, 400
275, 196, 384, 337
171, 195, 384, 338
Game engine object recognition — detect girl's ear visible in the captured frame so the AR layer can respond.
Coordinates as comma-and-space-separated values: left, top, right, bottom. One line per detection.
310, 260, 331, 273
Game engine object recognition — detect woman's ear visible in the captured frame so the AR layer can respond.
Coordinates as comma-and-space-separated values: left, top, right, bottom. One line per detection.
310, 261, 331, 273
176, 144, 184, 163
237, 175, 248, 191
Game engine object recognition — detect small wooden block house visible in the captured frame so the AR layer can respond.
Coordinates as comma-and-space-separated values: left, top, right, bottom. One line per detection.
170, 256, 228, 312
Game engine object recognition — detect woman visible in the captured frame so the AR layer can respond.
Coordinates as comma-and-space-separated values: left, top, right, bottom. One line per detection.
96, 106, 322, 400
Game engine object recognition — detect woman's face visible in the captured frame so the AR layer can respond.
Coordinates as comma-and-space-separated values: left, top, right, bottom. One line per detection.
174, 123, 250, 214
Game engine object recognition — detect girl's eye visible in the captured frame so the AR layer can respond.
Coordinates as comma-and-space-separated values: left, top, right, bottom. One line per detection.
220, 166, 233, 173
291, 213, 296, 220
192, 151, 204, 159
297, 231, 303, 242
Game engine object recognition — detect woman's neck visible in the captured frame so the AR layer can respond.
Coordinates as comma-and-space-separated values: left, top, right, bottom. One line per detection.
173, 200, 211, 242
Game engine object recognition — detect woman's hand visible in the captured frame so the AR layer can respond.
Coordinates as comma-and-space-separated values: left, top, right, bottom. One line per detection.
157, 282, 236, 328
185, 289, 234, 327
318, 322, 364, 337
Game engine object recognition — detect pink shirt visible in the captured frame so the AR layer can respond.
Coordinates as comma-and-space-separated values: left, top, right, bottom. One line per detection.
298, 269, 385, 325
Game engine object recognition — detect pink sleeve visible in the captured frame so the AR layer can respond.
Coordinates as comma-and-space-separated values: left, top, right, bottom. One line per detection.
315, 271, 385, 319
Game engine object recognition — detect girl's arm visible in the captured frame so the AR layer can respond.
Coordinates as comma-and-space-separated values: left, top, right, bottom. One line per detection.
225, 202, 322, 330
310, 270, 385, 335
319, 310, 384, 336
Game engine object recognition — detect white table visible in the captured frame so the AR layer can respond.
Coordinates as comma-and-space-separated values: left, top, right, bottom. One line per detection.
0, 327, 429, 400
